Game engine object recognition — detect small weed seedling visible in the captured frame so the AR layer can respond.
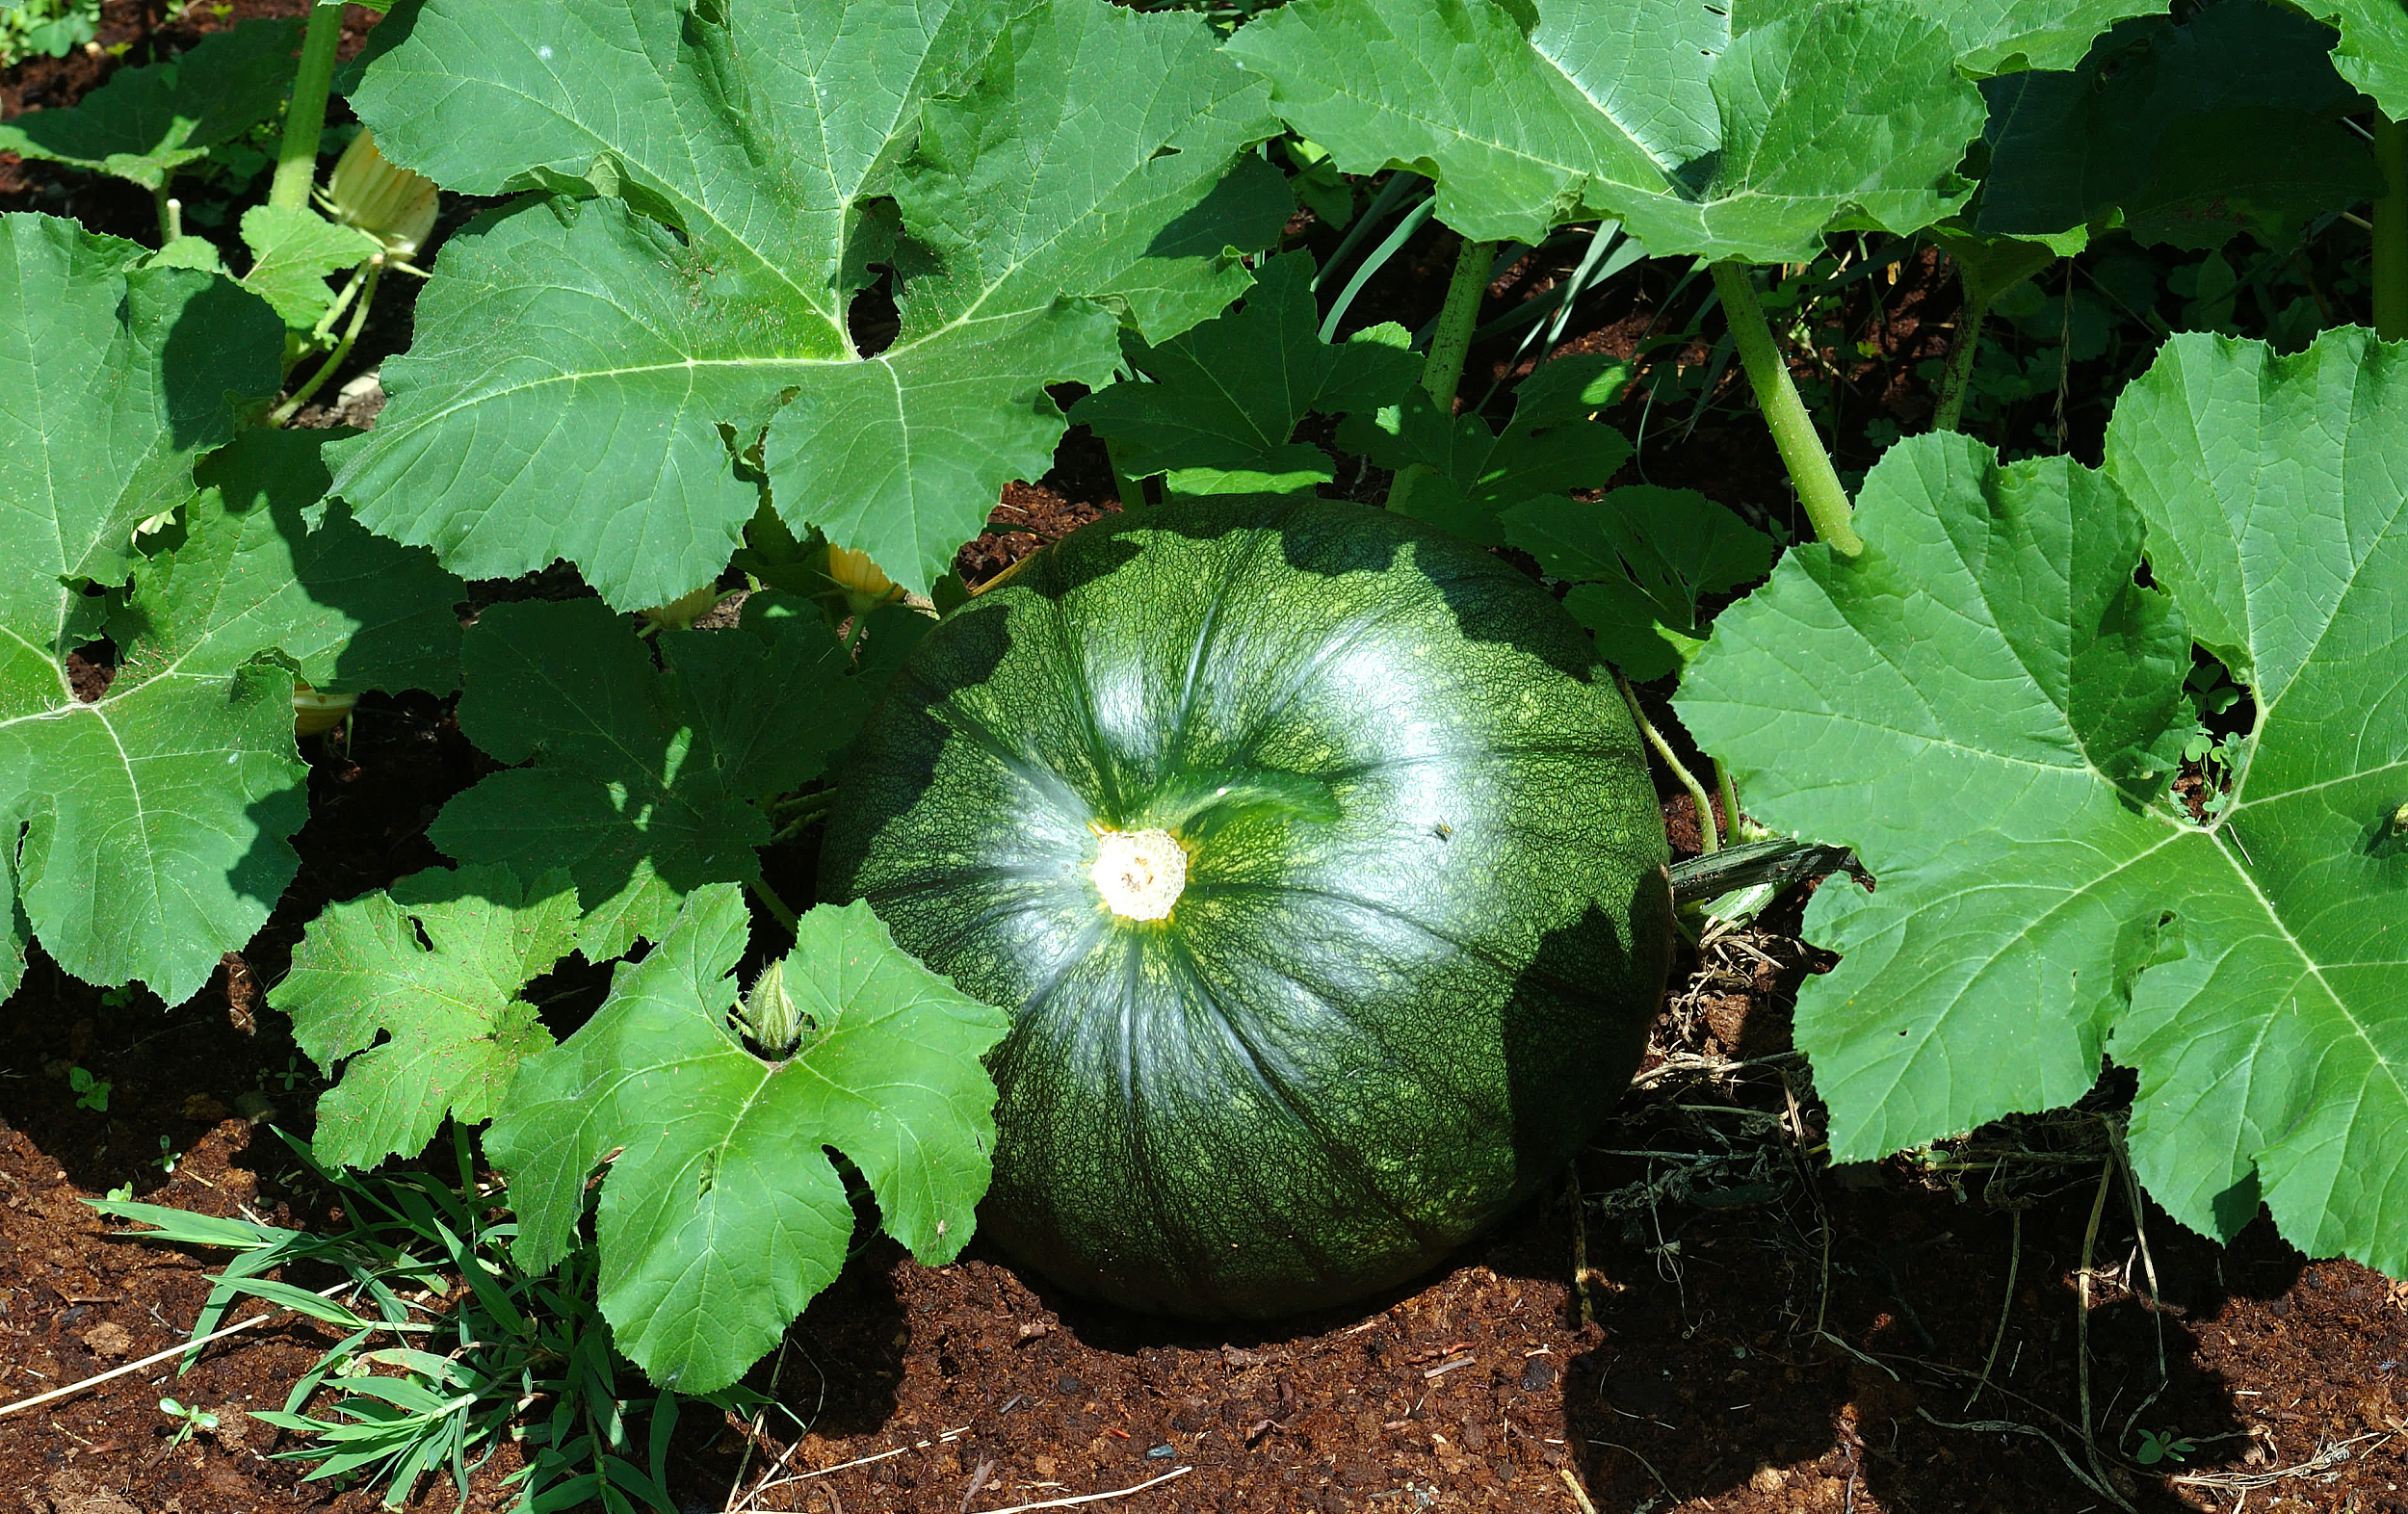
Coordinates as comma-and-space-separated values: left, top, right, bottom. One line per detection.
2133, 1427, 2196, 1466
159, 1397, 218, 1449
68, 1067, 110, 1112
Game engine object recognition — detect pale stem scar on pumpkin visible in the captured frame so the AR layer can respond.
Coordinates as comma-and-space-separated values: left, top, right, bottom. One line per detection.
1090, 828, 1188, 921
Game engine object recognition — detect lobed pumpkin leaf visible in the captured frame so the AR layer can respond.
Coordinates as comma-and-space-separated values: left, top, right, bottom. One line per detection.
1505, 487, 1772, 681
332, 0, 1286, 606
0, 213, 298, 1005
1226, 0, 1985, 261
271, 864, 579, 1169
237, 207, 385, 331
0, 20, 299, 192
1679, 326, 2408, 1270
427, 598, 871, 960
1070, 251, 1421, 500
486, 888, 1011, 1393
1977, 2, 2382, 251
1337, 354, 1634, 547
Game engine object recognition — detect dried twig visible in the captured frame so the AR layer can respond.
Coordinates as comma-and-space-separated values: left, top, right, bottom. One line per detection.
971, 1465, 1192, 1513
0, 1280, 352, 1421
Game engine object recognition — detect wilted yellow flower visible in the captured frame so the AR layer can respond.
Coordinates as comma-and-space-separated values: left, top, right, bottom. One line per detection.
320, 130, 438, 257
823, 545, 903, 615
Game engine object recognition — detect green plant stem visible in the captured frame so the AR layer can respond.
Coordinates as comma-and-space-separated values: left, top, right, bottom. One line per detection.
272, 257, 380, 426
1617, 672, 1717, 855
269, 0, 348, 213
1388, 233, 1496, 518
1421, 233, 1495, 406
1709, 260, 1863, 557
1714, 760, 1740, 841
152, 189, 180, 247
2374, 114, 2406, 343
746, 877, 798, 932
1930, 285, 1991, 433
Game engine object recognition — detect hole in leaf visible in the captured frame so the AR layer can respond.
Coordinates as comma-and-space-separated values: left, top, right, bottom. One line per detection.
65, 640, 117, 703
2175, 646, 2253, 822
848, 267, 901, 359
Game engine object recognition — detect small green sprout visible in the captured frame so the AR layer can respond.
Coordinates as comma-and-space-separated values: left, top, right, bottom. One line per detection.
159, 1397, 218, 1449
2133, 1427, 2195, 1466
67, 1066, 110, 1112
155, 1136, 180, 1176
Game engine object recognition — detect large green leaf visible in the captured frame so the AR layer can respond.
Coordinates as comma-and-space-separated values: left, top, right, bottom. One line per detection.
1978, 2, 2381, 250
0, 21, 299, 191
120, 430, 467, 697
428, 598, 866, 960
332, 0, 1286, 606
2303, 0, 2408, 117
1337, 353, 1633, 546
486, 888, 1011, 1392
1070, 252, 1420, 499
1679, 326, 2408, 1269
1950, 0, 2173, 74
0, 214, 294, 1004
271, 864, 578, 1168
1505, 486, 1772, 680
1225, 0, 1985, 261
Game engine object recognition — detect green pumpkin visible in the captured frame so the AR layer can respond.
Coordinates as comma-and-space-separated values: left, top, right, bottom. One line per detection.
820, 498, 1671, 1317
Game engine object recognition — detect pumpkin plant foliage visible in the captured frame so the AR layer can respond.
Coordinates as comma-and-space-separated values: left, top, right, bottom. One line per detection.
1680, 327, 2408, 1271
329, 0, 1292, 607
0, 214, 463, 1005
487, 887, 1010, 1393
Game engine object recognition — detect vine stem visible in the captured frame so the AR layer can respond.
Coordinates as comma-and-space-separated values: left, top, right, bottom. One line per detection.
2374, 114, 2406, 342
271, 256, 381, 425
1617, 671, 1718, 854
269, 0, 348, 213
746, 877, 799, 933
1709, 261, 1863, 556
1387, 234, 1497, 517
1930, 284, 1992, 433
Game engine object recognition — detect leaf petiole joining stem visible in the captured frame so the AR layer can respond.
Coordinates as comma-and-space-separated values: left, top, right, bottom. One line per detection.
1710, 261, 1862, 556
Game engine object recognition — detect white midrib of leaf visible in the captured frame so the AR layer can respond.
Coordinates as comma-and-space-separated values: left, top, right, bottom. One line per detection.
437, 18, 992, 351
362, 298, 1059, 437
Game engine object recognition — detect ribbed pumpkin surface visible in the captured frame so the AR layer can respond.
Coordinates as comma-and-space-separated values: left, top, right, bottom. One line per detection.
820, 499, 1671, 1317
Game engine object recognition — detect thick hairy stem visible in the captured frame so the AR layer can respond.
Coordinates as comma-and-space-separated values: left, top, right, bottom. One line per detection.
1710, 261, 1863, 557
272, 257, 380, 425
1930, 284, 1992, 433
2374, 115, 2406, 343
1421, 233, 1495, 405
1389, 234, 1497, 518
269, 0, 347, 213
1618, 672, 1718, 855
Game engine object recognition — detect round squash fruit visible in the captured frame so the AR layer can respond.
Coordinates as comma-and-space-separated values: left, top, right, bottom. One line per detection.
820, 498, 1672, 1318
